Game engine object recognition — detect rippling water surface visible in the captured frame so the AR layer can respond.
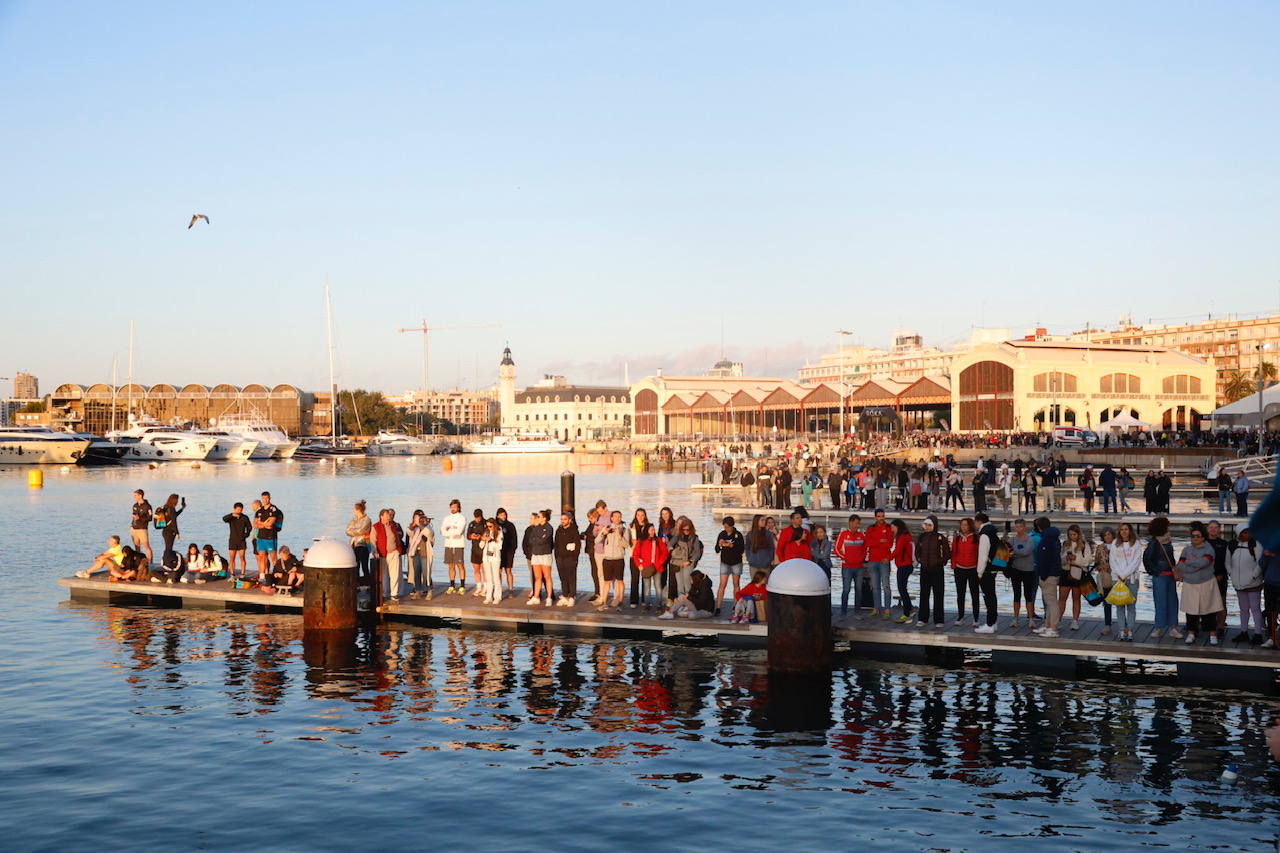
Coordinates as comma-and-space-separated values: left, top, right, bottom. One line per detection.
2, 456, 1277, 851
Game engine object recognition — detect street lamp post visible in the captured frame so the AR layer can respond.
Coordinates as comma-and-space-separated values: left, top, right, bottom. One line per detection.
835, 330, 852, 438
1258, 343, 1272, 453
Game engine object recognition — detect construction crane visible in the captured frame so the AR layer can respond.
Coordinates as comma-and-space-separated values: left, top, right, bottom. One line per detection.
396, 319, 499, 394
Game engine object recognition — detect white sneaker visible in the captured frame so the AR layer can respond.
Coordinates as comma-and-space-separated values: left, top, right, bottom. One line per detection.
1070, 620, 1080, 631
151, 577, 161, 583
1184, 633, 1196, 645
526, 596, 540, 606
974, 624, 996, 634
914, 621, 926, 627
1262, 638, 1275, 649
544, 598, 554, 607
1209, 635, 1219, 646
657, 612, 674, 620
1040, 629, 1059, 638
179, 576, 190, 583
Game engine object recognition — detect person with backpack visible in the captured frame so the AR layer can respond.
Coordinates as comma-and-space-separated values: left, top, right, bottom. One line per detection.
1005, 518, 1039, 628
667, 517, 704, 599
1227, 526, 1264, 645
973, 512, 1002, 634
1142, 516, 1182, 639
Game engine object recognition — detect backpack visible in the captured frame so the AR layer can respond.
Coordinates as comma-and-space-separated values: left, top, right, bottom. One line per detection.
992, 540, 1012, 569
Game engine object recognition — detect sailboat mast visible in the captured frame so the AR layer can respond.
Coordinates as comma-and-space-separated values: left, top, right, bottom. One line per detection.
110, 355, 118, 432
126, 320, 134, 422
326, 286, 338, 444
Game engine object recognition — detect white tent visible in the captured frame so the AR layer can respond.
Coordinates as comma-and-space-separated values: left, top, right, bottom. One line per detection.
1104, 411, 1152, 430
1211, 383, 1280, 428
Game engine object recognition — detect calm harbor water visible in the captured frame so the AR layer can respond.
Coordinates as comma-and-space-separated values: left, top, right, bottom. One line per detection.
2, 456, 1277, 851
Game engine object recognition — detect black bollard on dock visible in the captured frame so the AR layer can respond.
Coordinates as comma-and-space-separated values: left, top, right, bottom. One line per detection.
766, 558, 833, 674
303, 538, 358, 631
560, 471, 576, 515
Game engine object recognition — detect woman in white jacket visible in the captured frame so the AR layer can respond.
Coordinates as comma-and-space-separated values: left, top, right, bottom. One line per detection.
481, 519, 504, 604
1228, 526, 1264, 645
1108, 522, 1143, 641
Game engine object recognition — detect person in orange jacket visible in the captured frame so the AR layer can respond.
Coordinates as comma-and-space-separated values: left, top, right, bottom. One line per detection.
834, 514, 867, 616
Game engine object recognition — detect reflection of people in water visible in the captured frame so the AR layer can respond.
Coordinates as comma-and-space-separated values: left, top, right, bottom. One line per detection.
1268, 718, 1280, 763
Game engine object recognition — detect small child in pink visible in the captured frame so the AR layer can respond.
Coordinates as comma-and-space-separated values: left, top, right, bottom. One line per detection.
731, 571, 770, 623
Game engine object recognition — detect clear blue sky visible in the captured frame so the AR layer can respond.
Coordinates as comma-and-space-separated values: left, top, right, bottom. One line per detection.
2, 1, 1277, 396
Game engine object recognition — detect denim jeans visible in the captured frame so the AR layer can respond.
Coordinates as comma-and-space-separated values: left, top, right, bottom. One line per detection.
408, 553, 433, 592
866, 561, 890, 611
840, 567, 862, 614
1152, 573, 1178, 628
1218, 489, 1231, 513
1116, 600, 1137, 632
1101, 491, 1117, 513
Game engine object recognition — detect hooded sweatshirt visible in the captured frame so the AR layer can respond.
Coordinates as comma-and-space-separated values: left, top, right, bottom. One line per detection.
915, 516, 951, 570
1228, 535, 1263, 592
1035, 526, 1062, 580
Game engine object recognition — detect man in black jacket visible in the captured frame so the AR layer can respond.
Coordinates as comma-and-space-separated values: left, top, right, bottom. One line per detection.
828, 468, 844, 510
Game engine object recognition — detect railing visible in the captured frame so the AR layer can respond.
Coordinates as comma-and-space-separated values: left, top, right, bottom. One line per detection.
1209, 454, 1276, 484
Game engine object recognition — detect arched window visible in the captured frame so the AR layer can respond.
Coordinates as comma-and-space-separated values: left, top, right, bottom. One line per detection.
1033, 371, 1077, 393
958, 361, 1014, 430
1162, 375, 1201, 394
1100, 373, 1140, 394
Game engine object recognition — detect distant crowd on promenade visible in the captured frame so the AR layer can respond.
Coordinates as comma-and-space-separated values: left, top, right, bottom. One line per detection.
717, 454, 1253, 519
651, 426, 1277, 462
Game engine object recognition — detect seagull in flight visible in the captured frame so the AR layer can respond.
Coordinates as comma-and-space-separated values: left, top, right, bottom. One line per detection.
188, 214, 210, 229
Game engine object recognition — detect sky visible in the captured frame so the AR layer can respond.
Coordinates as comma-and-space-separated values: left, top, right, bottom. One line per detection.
2, 1, 1278, 397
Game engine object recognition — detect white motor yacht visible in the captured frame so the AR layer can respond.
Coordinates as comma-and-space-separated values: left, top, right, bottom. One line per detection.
216, 415, 300, 459
105, 420, 217, 461
195, 429, 259, 461
467, 433, 572, 454
0, 428, 93, 464
366, 430, 437, 456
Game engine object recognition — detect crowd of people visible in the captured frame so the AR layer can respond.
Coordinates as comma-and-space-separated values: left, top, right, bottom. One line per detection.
76, 483, 1276, 648
78, 489, 302, 594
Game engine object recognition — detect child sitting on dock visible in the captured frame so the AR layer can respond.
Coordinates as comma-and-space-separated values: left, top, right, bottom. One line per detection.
78, 535, 125, 578
658, 569, 716, 620
730, 570, 769, 623
183, 544, 229, 584
150, 549, 186, 584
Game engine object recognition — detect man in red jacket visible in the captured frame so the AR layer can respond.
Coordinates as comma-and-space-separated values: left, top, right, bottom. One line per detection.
371, 508, 406, 604
775, 511, 813, 562
834, 515, 866, 616
864, 508, 896, 618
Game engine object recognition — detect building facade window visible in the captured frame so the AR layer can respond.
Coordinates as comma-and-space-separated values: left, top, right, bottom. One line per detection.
1032, 371, 1077, 393
1161, 375, 1201, 394
1100, 373, 1140, 394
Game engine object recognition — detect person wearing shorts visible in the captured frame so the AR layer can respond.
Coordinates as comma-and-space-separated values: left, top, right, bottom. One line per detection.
714, 516, 745, 616
440, 499, 467, 593
594, 510, 631, 610
222, 502, 252, 578
130, 490, 154, 566
254, 492, 284, 579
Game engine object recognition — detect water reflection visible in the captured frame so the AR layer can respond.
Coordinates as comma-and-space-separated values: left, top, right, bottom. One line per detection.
72, 604, 1280, 847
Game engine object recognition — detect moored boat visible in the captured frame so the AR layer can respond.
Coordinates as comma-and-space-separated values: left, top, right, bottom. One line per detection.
467, 433, 572, 454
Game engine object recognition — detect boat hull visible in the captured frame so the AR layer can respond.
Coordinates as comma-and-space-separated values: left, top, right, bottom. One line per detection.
205, 438, 258, 461
119, 437, 216, 461
0, 438, 92, 465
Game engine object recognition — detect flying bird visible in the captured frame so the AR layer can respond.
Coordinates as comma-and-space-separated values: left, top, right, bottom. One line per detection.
188, 214, 210, 229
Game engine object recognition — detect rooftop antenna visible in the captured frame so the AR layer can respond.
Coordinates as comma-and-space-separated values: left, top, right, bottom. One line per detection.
719, 317, 725, 360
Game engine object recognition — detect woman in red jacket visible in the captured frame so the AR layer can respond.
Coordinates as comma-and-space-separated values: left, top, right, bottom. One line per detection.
951, 517, 980, 627
891, 519, 916, 623
775, 511, 813, 562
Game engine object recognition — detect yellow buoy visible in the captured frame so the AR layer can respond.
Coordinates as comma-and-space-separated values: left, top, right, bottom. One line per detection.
443, 456, 454, 471
28, 469, 44, 488
632, 455, 645, 471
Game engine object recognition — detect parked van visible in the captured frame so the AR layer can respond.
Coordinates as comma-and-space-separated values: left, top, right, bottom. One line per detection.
1051, 426, 1094, 447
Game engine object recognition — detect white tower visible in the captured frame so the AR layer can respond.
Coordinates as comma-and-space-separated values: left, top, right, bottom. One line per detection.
498, 346, 517, 432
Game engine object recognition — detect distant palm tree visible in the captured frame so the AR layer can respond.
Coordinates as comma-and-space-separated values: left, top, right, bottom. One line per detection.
1222, 370, 1253, 402
1258, 360, 1278, 384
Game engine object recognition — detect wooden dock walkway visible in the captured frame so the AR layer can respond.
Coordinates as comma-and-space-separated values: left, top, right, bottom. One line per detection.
59, 575, 1277, 687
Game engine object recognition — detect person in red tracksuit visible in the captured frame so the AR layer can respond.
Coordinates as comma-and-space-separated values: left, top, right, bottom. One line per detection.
864, 509, 896, 618
775, 511, 813, 562
951, 517, 980, 626
891, 519, 916, 623
834, 515, 867, 616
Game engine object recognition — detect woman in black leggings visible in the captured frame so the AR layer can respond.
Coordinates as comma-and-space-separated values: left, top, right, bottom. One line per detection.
1006, 518, 1039, 628
156, 493, 186, 555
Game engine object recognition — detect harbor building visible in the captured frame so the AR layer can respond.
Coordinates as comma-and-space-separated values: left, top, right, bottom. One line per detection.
1080, 312, 1280, 404
388, 389, 498, 432
46, 383, 331, 436
949, 341, 1217, 433
798, 329, 1010, 386
497, 347, 631, 441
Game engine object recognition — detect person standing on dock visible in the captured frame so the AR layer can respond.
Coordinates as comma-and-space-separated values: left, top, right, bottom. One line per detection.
834, 515, 866, 616
1155, 470, 1173, 514
1118, 467, 1134, 512
1020, 465, 1039, 515
1143, 516, 1182, 639
553, 511, 582, 606
441, 499, 467, 595
1178, 525, 1225, 646
346, 501, 373, 580
973, 512, 1001, 634
1059, 525, 1091, 631
480, 518, 504, 604
1216, 466, 1233, 514
1040, 464, 1057, 513
154, 494, 186, 558
371, 508, 406, 603
496, 508, 518, 597
1005, 518, 1039, 628
1099, 464, 1118, 514
407, 510, 435, 599
951, 518, 981, 627
828, 467, 844, 510
775, 465, 793, 510
756, 464, 772, 510
1032, 517, 1062, 638
222, 502, 252, 579
467, 509, 487, 598
594, 510, 631, 610
776, 511, 813, 563
1109, 523, 1143, 641
129, 490, 154, 567
971, 467, 988, 514
1234, 472, 1252, 518
253, 493, 283, 580
522, 510, 556, 606
667, 517, 704, 600
1227, 527, 1264, 645
945, 469, 965, 512
714, 516, 745, 615
914, 516, 950, 628
1077, 467, 1096, 514
865, 509, 896, 619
